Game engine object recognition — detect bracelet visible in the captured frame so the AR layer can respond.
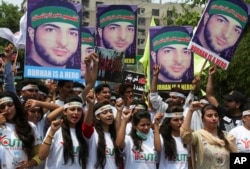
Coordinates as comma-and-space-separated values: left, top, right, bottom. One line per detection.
32, 156, 42, 165
47, 134, 53, 139
43, 141, 51, 146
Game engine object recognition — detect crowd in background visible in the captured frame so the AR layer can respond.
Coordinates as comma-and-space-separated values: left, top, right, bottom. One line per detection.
0, 46, 250, 169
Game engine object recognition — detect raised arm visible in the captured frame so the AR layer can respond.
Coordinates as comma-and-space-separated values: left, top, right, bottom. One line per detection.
206, 66, 219, 107
154, 112, 164, 152
115, 99, 124, 133
83, 89, 95, 126
39, 119, 63, 160
151, 64, 161, 93
116, 110, 132, 149
82, 53, 99, 101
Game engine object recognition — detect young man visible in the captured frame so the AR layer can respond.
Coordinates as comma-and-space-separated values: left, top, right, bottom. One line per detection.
26, 0, 80, 68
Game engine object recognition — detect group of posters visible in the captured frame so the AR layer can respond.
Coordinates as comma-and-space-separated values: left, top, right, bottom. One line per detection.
22, 0, 250, 93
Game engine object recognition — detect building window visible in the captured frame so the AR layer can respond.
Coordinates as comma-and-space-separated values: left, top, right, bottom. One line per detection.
138, 18, 146, 25
138, 29, 146, 36
152, 9, 159, 16
167, 10, 173, 17
83, 0, 90, 7
83, 11, 89, 18
138, 8, 145, 15
137, 49, 145, 55
83, 22, 89, 26
96, 1, 103, 6
138, 39, 145, 46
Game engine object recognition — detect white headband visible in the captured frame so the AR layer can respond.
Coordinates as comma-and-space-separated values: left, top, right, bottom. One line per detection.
22, 85, 39, 91
243, 110, 250, 116
73, 87, 82, 91
0, 97, 14, 105
169, 92, 186, 99
64, 102, 83, 110
38, 91, 47, 96
95, 104, 112, 116
200, 99, 209, 104
130, 104, 146, 110
164, 112, 183, 118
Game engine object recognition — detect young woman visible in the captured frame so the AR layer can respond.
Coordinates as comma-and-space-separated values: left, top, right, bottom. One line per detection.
39, 96, 88, 169
116, 110, 158, 169
154, 106, 188, 169
82, 89, 120, 169
0, 91, 41, 169
181, 102, 237, 169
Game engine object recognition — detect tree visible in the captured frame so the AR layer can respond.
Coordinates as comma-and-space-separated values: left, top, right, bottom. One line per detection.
0, 1, 23, 50
162, 0, 250, 101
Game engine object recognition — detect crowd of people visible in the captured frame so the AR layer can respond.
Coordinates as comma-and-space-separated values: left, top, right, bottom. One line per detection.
0, 46, 250, 169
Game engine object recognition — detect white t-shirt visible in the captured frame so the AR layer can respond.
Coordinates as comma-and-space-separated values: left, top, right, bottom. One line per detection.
0, 122, 41, 169
122, 134, 158, 169
229, 125, 250, 153
158, 136, 188, 169
84, 129, 118, 169
44, 127, 82, 169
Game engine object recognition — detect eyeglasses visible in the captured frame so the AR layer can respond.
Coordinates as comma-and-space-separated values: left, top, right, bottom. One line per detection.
0, 102, 14, 110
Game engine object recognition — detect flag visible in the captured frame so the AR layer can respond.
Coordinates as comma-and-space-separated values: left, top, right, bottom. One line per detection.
0, 12, 27, 49
193, 53, 210, 76
139, 17, 156, 92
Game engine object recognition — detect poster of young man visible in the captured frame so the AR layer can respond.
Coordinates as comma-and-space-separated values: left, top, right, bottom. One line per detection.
24, 0, 82, 80
96, 4, 137, 64
95, 46, 125, 83
189, 0, 249, 70
150, 26, 194, 92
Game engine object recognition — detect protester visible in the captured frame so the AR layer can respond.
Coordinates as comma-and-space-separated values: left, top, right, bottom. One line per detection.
0, 91, 41, 168
229, 109, 250, 152
154, 106, 188, 169
206, 65, 246, 131
39, 96, 88, 169
116, 110, 157, 169
181, 102, 237, 169
82, 90, 120, 169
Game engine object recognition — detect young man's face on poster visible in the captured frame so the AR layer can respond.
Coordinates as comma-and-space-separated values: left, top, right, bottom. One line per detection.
154, 44, 192, 81
100, 21, 135, 53
203, 13, 243, 53
32, 22, 79, 67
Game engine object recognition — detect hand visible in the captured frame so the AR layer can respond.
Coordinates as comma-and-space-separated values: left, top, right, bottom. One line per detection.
86, 89, 95, 105
0, 112, 7, 125
24, 99, 38, 109
154, 112, 164, 126
115, 99, 124, 112
189, 101, 203, 112
208, 66, 217, 76
192, 76, 201, 91
122, 109, 132, 122
16, 160, 29, 169
153, 64, 161, 77
90, 53, 99, 66
84, 55, 91, 67
50, 119, 63, 132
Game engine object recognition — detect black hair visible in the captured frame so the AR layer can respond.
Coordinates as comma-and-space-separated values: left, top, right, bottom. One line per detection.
94, 83, 111, 94
93, 101, 120, 168
118, 82, 134, 97
0, 91, 35, 158
62, 95, 88, 168
201, 104, 232, 152
160, 106, 185, 160
130, 110, 151, 151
